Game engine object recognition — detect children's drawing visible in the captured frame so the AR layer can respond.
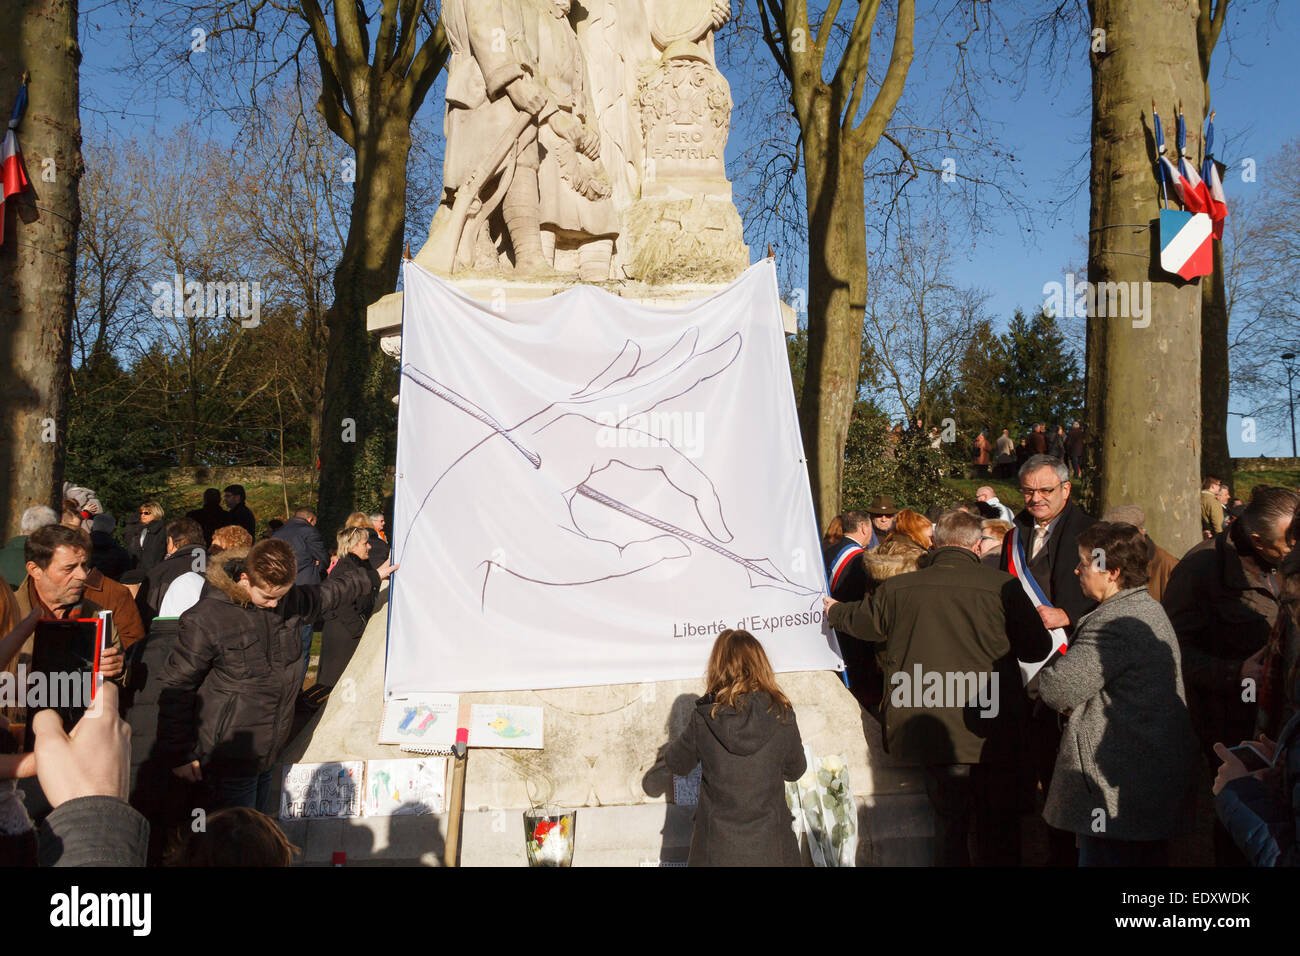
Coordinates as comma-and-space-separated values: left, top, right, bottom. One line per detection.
378, 693, 459, 749
468, 704, 544, 749
279, 761, 363, 820
362, 758, 449, 816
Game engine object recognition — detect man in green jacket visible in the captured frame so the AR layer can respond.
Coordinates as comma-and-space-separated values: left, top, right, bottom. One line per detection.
825, 510, 1050, 866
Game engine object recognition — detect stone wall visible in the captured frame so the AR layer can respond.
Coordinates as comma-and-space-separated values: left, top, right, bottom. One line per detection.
168, 465, 394, 487
1232, 457, 1300, 473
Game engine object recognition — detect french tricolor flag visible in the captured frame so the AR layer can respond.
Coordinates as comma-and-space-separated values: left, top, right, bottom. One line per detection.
2, 81, 29, 246
1160, 154, 1211, 215
1202, 114, 1228, 240
1204, 161, 1227, 239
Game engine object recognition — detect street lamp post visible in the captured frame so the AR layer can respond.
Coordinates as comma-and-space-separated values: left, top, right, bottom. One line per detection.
1284, 352, 1297, 459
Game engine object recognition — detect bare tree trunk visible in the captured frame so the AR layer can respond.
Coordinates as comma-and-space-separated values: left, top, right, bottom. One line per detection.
276, 381, 290, 520
1197, 0, 1232, 491
1201, 242, 1232, 488
317, 116, 412, 531
0, 2, 82, 540
800, 120, 868, 527
1086, 0, 1204, 555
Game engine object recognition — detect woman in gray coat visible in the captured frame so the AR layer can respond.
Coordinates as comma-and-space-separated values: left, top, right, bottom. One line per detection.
1037, 522, 1200, 866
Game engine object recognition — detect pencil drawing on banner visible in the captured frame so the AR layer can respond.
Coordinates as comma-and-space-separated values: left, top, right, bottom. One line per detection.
385, 260, 841, 694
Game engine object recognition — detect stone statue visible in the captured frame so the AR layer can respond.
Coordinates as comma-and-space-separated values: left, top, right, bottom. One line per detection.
415, 0, 746, 286
425, 0, 618, 280
621, 0, 748, 282
648, 0, 731, 62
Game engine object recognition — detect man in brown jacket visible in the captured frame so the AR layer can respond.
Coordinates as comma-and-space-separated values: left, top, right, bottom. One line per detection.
1101, 505, 1178, 603
1028, 424, 1048, 456
81, 568, 145, 649
1201, 476, 1225, 538
3, 525, 127, 715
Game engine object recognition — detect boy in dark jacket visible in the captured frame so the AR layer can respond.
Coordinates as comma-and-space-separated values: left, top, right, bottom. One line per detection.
158, 539, 394, 811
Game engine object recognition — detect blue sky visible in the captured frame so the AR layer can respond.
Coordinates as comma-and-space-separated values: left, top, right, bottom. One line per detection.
74, 2, 1300, 456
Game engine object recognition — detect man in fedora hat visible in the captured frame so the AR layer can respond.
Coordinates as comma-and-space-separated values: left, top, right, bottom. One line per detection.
866, 496, 899, 549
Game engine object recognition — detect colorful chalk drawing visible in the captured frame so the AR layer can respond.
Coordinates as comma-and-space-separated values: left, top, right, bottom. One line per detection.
362, 758, 448, 816
487, 714, 530, 739
378, 693, 459, 749
398, 703, 441, 736
468, 704, 544, 749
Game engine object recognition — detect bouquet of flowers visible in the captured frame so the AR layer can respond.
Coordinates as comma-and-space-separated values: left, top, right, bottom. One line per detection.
523, 805, 576, 867
785, 746, 857, 867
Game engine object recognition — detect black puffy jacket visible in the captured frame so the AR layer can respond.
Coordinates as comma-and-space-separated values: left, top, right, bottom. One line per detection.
135, 544, 207, 630
123, 518, 167, 574
322, 552, 380, 637
157, 547, 369, 776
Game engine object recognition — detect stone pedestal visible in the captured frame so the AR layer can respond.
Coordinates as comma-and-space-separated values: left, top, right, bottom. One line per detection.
281, 587, 934, 866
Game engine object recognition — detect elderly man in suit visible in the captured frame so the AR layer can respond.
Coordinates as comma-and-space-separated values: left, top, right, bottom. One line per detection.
999, 454, 1097, 866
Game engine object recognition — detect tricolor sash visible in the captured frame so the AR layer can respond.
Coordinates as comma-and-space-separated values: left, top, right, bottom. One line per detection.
1005, 525, 1068, 684
826, 541, 864, 594
825, 540, 865, 690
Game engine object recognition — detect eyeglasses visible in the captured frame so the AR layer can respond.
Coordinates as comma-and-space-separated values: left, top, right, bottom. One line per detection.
1020, 484, 1063, 499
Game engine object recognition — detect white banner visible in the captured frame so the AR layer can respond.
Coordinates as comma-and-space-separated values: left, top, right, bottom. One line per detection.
385, 259, 841, 694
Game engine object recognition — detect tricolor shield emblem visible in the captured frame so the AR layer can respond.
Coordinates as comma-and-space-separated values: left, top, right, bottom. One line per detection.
1159, 209, 1213, 280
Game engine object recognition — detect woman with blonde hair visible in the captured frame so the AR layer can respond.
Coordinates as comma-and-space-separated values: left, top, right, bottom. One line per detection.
125, 501, 168, 573
345, 509, 390, 567
317, 526, 381, 688
665, 629, 806, 866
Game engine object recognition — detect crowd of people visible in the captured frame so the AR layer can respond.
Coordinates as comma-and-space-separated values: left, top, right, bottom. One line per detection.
4, 458, 1299, 869
890, 419, 1088, 481
813, 454, 1300, 867
0, 484, 395, 866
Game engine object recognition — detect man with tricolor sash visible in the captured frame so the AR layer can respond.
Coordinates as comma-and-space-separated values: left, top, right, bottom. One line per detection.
999, 454, 1097, 866
823, 512, 877, 713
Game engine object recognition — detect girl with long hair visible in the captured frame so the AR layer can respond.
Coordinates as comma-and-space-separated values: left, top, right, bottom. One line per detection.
665, 629, 806, 866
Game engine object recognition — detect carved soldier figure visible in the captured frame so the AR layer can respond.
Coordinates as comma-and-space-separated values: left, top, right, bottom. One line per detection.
531, 0, 619, 280
439, 0, 616, 278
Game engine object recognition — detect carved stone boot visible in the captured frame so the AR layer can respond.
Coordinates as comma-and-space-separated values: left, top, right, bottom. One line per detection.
503, 168, 559, 277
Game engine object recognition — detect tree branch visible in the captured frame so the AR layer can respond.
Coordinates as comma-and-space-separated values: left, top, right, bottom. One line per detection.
848, 0, 914, 151
392, 0, 425, 75
301, 0, 357, 146
756, 0, 793, 88
833, 0, 879, 134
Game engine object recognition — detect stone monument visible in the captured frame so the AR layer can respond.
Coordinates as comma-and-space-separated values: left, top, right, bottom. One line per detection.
410, 0, 747, 286
321, 0, 930, 867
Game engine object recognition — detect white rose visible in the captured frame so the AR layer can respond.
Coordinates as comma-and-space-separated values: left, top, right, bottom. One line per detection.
797, 766, 818, 790
821, 754, 845, 774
